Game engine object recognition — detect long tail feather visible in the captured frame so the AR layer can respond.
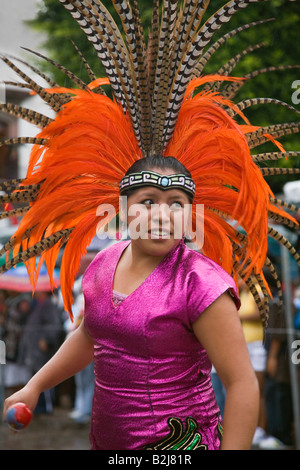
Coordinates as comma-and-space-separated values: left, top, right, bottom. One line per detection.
0, 206, 30, 221
228, 97, 300, 118
194, 17, 274, 77
0, 137, 48, 148
223, 65, 300, 99
0, 228, 73, 273
252, 151, 300, 163
260, 168, 300, 177
268, 226, 300, 267
5, 52, 59, 88
1, 56, 62, 111
246, 122, 300, 149
270, 197, 300, 215
0, 103, 53, 128
21, 47, 90, 92
71, 40, 97, 83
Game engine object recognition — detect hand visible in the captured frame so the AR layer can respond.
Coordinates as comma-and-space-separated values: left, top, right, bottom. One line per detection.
2, 384, 40, 423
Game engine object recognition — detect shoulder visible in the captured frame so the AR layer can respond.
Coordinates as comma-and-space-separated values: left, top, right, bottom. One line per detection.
82, 240, 129, 287
182, 244, 235, 284
180, 244, 240, 317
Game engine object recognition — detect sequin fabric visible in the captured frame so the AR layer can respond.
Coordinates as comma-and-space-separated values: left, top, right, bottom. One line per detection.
82, 239, 240, 450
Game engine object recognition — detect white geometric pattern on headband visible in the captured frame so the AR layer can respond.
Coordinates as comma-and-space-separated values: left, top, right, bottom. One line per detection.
119, 171, 196, 196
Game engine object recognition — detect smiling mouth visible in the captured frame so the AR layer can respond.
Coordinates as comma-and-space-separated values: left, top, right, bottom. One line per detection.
149, 229, 171, 239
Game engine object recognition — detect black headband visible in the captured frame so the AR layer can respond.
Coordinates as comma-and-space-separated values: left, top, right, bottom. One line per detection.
119, 171, 195, 197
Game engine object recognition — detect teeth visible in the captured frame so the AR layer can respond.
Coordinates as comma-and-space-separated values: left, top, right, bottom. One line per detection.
151, 230, 169, 236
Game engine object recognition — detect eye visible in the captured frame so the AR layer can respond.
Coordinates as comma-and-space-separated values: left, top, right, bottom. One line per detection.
141, 198, 154, 206
170, 201, 183, 210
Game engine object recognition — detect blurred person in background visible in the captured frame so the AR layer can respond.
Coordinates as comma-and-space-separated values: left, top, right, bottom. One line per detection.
17, 291, 62, 414
262, 275, 294, 449
238, 280, 268, 446
2, 293, 32, 396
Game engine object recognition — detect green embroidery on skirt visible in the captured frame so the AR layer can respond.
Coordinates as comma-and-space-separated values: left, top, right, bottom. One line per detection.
144, 417, 208, 450
218, 419, 224, 440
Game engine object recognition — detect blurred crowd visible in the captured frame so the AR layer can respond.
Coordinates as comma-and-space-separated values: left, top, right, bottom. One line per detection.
0, 289, 65, 412
0, 276, 94, 423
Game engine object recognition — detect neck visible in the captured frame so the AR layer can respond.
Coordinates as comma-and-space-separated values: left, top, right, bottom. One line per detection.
128, 242, 166, 270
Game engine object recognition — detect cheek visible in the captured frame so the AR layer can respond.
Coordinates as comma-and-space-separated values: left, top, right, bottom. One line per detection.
171, 210, 186, 235
127, 209, 150, 234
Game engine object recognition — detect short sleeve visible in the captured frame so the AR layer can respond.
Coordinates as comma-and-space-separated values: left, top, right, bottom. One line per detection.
186, 256, 240, 325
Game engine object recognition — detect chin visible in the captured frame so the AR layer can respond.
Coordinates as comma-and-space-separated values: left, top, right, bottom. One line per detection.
141, 238, 181, 257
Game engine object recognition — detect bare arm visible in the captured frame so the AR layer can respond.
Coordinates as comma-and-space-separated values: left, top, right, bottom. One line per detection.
192, 292, 259, 450
3, 321, 94, 419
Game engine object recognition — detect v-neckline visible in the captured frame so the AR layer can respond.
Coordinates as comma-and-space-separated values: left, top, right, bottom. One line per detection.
110, 239, 183, 309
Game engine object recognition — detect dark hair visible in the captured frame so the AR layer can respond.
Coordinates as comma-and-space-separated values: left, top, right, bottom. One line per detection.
125, 155, 191, 178
122, 155, 193, 201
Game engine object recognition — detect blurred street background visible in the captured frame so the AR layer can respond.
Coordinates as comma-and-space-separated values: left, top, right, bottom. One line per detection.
0, 406, 90, 450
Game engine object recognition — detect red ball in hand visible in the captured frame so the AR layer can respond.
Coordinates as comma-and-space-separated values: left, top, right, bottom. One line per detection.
6, 402, 33, 431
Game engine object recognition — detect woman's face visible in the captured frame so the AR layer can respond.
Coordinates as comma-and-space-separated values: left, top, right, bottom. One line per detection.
122, 168, 192, 257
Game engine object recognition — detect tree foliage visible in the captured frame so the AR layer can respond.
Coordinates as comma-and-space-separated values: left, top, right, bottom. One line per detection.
27, 0, 300, 192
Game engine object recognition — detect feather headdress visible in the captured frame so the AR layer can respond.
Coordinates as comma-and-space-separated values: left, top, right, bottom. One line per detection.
0, 0, 299, 327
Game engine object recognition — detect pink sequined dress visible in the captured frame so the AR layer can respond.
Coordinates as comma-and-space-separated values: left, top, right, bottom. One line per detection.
82, 239, 240, 450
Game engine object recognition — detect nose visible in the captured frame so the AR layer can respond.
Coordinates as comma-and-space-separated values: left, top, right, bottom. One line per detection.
150, 203, 171, 226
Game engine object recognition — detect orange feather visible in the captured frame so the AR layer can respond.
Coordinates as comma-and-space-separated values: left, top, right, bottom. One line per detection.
13, 87, 141, 317
166, 77, 289, 282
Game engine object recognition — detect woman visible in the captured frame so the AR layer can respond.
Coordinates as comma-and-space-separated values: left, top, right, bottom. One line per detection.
3, 155, 259, 450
